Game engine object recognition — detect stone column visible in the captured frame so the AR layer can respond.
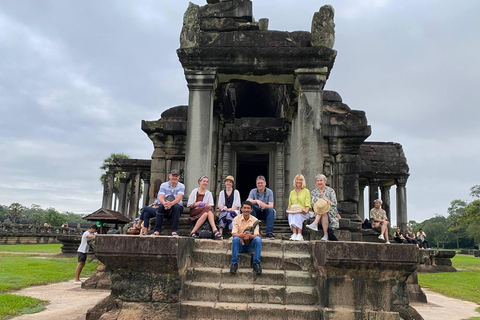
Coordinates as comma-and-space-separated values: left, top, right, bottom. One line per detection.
381, 185, 391, 221
358, 184, 365, 220
396, 177, 408, 232
184, 70, 217, 194
221, 143, 231, 190
143, 179, 151, 208
368, 178, 380, 211
293, 68, 327, 191
118, 178, 129, 215
128, 172, 141, 219
275, 142, 285, 219
102, 172, 115, 209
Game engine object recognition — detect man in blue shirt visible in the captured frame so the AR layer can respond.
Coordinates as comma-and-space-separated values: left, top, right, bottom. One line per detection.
247, 175, 275, 239
153, 169, 185, 237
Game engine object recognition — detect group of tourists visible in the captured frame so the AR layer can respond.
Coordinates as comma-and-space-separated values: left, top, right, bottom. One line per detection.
393, 226, 429, 248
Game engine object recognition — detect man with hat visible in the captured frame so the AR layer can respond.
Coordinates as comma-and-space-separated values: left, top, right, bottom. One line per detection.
153, 169, 185, 236
230, 201, 262, 275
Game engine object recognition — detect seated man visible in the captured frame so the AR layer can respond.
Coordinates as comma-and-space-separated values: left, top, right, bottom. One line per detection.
230, 201, 262, 275
417, 229, 429, 249
247, 175, 275, 239
153, 169, 185, 237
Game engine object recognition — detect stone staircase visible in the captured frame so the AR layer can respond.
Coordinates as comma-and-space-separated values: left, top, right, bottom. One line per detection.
179, 239, 320, 319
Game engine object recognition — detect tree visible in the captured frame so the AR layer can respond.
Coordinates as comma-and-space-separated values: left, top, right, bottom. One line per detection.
446, 199, 469, 249
8, 203, 25, 223
0, 205, 8, 222
461, 200, 480, 246
470, 185, 480, 199
44, 208, 68, 226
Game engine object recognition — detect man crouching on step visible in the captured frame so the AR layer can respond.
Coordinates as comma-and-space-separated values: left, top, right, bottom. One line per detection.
230, 201, 262, 275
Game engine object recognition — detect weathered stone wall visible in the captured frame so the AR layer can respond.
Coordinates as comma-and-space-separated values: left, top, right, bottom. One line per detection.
0, 223, 83, 245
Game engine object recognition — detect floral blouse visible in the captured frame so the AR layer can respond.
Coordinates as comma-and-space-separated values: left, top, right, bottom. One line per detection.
311, 186, 339, 229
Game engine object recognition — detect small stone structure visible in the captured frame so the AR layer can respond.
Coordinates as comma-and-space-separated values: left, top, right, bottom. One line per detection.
0, 223, 83, 245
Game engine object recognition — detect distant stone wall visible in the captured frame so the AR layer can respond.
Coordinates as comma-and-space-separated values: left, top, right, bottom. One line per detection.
0, 223, 84, 245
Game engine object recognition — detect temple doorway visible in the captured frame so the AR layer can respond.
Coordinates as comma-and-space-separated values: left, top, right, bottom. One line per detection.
235, 154, 269, 202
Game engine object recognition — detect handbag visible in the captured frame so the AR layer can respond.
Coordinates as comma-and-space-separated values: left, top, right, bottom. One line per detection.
197, 221, 213, 239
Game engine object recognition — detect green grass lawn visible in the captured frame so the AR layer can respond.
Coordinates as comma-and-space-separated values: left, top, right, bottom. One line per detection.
0, 248, 98, 319
418, 254, 480, 306
0, 243, 62, 254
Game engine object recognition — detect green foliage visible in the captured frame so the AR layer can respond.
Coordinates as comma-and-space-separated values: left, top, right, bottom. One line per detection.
99, 153, 130, 194
44, 208, 67, 227
470, 185, 480, 198
418, 254, 480, 305
7, 203, 25, 223
0, 294, 46, 319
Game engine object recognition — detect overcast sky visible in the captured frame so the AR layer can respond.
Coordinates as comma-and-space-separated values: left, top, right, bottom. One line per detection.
1, 0, 479, 225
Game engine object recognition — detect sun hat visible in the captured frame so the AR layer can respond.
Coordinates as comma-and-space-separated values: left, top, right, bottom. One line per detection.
224, 175, 235, 183
286, 204, 303, 214
314, 199, 330, 215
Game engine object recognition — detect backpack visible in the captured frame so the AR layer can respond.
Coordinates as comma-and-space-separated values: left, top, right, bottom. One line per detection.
197, 221, 213, 239
362, 218, 372, 229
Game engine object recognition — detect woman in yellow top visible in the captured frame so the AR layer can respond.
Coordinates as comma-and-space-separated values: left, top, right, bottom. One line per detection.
286, 174, 311, 241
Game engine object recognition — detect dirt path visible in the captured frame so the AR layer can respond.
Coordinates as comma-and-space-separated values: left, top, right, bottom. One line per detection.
9, 282, 480, 320
11, 280, 109, 320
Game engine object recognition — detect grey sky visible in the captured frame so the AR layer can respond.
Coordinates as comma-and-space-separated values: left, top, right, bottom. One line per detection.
1, 0, 479, 225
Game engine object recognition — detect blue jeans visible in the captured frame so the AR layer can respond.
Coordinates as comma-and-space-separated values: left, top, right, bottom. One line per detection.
155, 204, 182, 233
139, 206, 157, 228
251, 206, 275, 235
231, 236, 262, 264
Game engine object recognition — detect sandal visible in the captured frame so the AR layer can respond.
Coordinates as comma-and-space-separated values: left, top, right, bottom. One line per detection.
190, 232, 198, 238
152, 231, 160, 236
214, 230, 223, 240
171, 231, 179, 237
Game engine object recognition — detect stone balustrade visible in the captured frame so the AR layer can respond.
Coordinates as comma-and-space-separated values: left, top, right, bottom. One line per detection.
0, 223, 84, 245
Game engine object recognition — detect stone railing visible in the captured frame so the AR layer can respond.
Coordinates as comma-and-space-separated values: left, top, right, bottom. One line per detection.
0, 223, 84, 245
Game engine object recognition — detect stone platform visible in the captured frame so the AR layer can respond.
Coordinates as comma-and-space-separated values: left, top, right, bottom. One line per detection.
87, 235, 423, 320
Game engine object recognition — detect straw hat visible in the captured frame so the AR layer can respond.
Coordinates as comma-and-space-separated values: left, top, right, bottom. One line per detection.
314, 199, 330, 215
286, 204, 303, 214
224, 175, 235, 183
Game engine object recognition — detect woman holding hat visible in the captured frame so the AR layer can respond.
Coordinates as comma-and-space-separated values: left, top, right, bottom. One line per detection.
187, 176, 222, 240
217, 175, 241, 236
306, 174, 338, 241
286, 174, 311, 241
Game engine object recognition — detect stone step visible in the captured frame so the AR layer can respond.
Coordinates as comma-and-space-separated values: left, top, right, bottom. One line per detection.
183, 281, 318, 305
193, 238, 313, 254
179, 301, 319, 320
192, 249, 313, 271
186, 267, 315, 286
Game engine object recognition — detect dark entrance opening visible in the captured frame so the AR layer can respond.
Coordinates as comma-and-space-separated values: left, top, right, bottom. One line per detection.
236, 154, 269, 202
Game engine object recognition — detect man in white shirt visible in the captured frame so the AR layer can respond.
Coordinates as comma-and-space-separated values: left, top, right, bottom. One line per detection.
74, 225, 96, 284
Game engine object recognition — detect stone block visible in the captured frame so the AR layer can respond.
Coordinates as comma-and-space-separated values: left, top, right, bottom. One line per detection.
253, 269, 285, 286
219, 283, 254, 303
285, 270, 315, 286
283, 241, 312, 254
253, 284, 285, 304
222, 268, 254, 284
247, 303, 286, 320
283, 253, 313, 271
285, 305, 319, 320
285, 286, 317, 305
194, 249, 228, 268
184, 281, 220, 302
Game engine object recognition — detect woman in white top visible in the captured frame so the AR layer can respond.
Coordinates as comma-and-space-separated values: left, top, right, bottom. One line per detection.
187, 176, 222, 240
217, 175, 241, 236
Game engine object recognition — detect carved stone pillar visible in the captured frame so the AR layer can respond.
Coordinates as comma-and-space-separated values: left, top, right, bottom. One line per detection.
275, 142, 285, 219
221, 143, 231, 190
381, 185, 392, 221
368, 178, 380, 211
184, 70, 217, 195
118, 178, 129, 215
358, 184, 365, 220
293, 68, 327, 191
102, 172, 115, 209
143, 179, 151, 208
128, 172, 141, 219
396, 177, 408, 232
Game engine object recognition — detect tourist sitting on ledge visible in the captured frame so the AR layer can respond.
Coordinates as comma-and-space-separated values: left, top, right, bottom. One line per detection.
132, 178, 162, 235
417, 228, 429, 249
153, 169, 184, 237
230, 201, 262, 275
247, 175, 275, 239
406, 227, 419, 247
393, 227, 407, 244
370, 199, 390, 244
187, 175, 222, 240
306, 174, 338, 240
217, 175, 241, 237
286, 174, 311, 241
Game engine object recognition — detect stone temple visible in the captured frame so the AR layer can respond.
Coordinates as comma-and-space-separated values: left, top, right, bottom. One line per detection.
102, 0, 410, 233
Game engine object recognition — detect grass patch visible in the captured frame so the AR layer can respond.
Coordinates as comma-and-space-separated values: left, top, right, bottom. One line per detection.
0, 244, 62, 254
0, 253, 98, 292
418, 254, 480, 305
0, 293, 46, 319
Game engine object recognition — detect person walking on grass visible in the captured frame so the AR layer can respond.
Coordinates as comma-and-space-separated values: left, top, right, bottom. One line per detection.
74, 224, 97, 284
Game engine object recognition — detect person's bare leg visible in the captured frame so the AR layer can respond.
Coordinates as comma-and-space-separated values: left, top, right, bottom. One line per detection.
381, 222, 389, 241
313, 215, 321, 226
207, 211, 217, 231
219, 227, 224, 235
320, 214, 329, 235
191, 212, 208, 233
75, 262, 85, 282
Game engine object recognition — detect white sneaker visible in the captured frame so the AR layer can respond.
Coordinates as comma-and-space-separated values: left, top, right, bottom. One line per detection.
378, 235, 385, 240
296, 234, 304, 241
385, 241, 391, 244
74, 281, 82, 285
306, 223, 318, 232
321, 235, 328, 241
289, 234, 296, 241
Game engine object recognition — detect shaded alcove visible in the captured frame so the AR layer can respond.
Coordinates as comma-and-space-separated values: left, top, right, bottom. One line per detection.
236, 153, 269, 202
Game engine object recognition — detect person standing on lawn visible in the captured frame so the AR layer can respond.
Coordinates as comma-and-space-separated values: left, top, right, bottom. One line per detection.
74, 225, 97, 284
